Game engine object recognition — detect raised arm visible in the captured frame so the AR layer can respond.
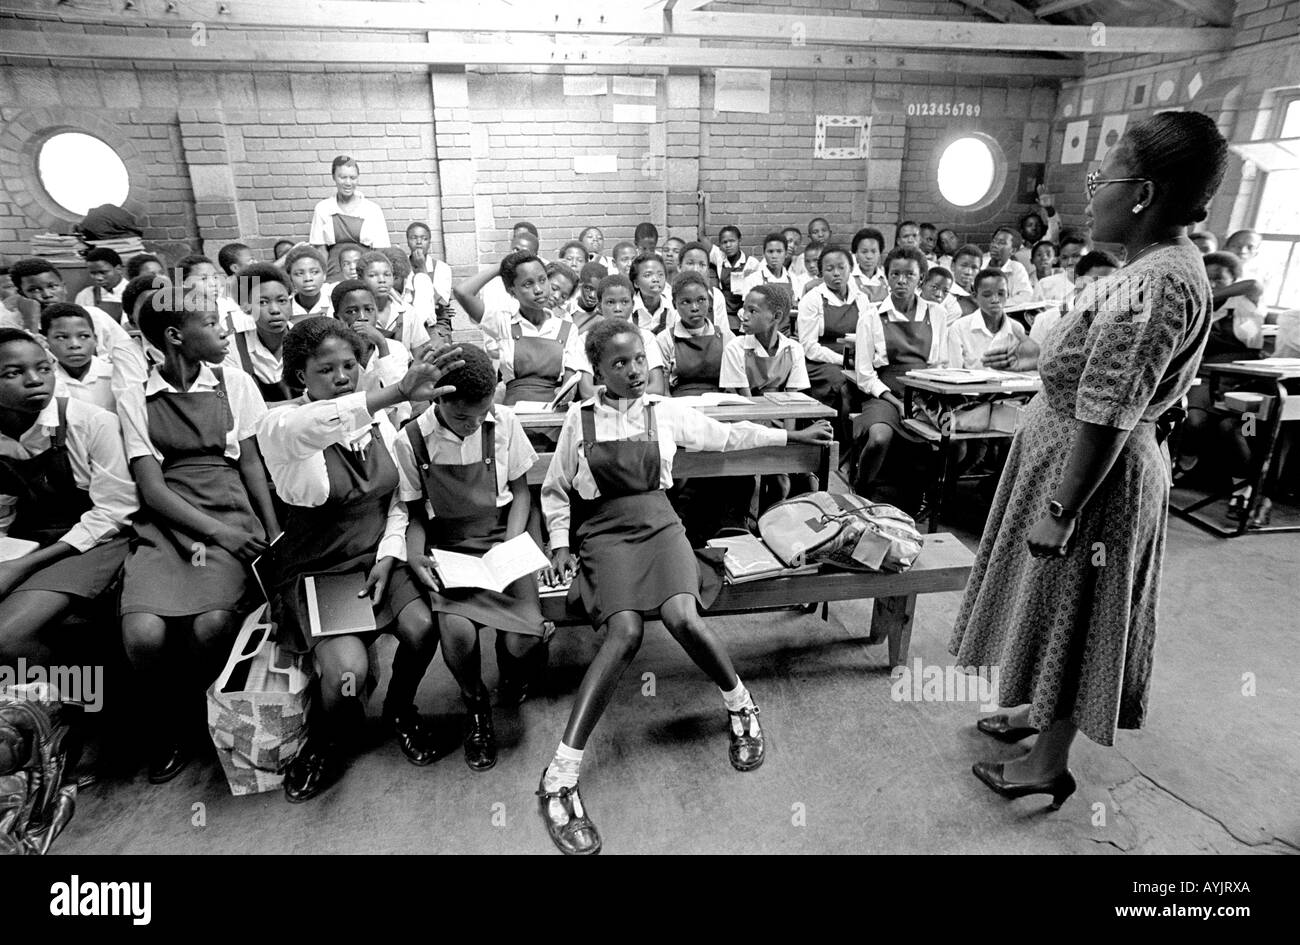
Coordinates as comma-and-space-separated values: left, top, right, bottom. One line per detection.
452, 262, 504, 324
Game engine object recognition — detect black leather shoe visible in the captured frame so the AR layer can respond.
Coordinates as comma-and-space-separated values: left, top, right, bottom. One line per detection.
976, 714, 1039, 743
283, 741, 343, 803
497, 637, 547, 708
390, 706, 444, 767
463, 696, 497, 771
972, 761, 1076, 811
727, 705, 765, 772
146, 741, 191, 784
536, 769, 601, 855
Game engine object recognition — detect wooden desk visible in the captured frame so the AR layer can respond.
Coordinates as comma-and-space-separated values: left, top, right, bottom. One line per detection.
1171, 361, 1300, 537
900, 375, 1042, 533
515, 395, 834, 431
541, 531, 975, 668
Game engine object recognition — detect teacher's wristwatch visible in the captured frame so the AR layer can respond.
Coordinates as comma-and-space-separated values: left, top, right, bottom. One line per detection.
1047, 500, 1077, 521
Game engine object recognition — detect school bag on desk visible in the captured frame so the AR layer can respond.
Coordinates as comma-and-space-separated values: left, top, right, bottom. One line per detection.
757, 492, 923, 573
205, 604, 312, 796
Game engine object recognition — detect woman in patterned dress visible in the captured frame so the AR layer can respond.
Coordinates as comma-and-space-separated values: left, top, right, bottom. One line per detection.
949, 112, 1228, 809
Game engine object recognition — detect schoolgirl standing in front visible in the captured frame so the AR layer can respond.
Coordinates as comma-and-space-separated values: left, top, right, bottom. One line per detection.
117, 288, 279, 783
850, 246, 949, 500
850, 227, 889, 304
256, 319, 456, 801
796, 245, 860, 408
394, 345, 549, 770
630, 253, 673, 334
537, 318, 833, 854
0, 328, 137, 668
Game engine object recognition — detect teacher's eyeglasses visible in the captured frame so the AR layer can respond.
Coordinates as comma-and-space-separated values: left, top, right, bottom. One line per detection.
1085, 169, 1151, 199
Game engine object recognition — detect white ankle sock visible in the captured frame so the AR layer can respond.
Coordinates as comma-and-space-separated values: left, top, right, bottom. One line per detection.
720, 679, 754, 713
543, 742, 583, 791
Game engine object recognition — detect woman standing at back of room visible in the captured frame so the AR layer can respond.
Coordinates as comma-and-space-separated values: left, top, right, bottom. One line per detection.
309, 156, 392, 274
949, 112, 1227, 809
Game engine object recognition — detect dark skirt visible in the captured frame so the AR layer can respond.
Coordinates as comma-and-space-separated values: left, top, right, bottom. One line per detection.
15, 534, 131, 600
274, 560, 413, 655
805, 360, 848, 407
570, 490, 720, 629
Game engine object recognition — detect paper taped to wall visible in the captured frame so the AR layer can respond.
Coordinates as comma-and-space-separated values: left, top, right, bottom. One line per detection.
563, 75, 608, 96
574, 155, 618, 174
715, 68, 771, 114
613, 76, 657, 97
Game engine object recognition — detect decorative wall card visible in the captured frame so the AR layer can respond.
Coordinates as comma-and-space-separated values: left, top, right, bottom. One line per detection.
563, 75, 608, 96
1094, 114, 1129, 163
612, 103, 657, 123
814, 115, 870, 160
1020, 122, 1049, 163
574, 155, 618, 174
714, 69, 771, 115
1187, 71, 1204, 99
613, 76, 657, 97
1080, 96, 1096, 116
1060, 119, 1090, 165
1057, 86, 1080, 119
1129, 77, 1149, 108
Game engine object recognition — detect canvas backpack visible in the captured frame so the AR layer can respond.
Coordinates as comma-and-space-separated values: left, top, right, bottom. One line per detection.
757, 492, 923, 573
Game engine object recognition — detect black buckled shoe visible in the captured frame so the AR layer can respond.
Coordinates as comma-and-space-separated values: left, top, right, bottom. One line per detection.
283, 741, 344, 804
463, 696, 497, 772
976, 714, 1039, 744
536, 769, 601, 855
389, 706, 444, 767
146, 741, 191, 784
972, 761, 1076, 811
727, 705, 765, 772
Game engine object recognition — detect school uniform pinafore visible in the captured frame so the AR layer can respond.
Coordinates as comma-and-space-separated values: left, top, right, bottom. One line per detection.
120, 368, 265, 618
743, 342, 796, 393
403, 421, 546, 637
805, 294, 859, 405
504, 320, 572, 406
670, 333, 725, 396
225, 314, 292, 403
854, 305, 933, 439
0, 399, 131, 599
569, 403, 709, 628
270, 423, 412, 653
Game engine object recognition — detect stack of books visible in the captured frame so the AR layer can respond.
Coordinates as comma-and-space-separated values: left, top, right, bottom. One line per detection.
29, 233, 84, 264
706, 533, 820, 585
86, 236, 146, 260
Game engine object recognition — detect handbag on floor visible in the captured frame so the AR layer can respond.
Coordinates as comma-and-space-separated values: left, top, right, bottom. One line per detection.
757, 491, 923, 573
206, 604, 312, 796
0, 684, 79, 855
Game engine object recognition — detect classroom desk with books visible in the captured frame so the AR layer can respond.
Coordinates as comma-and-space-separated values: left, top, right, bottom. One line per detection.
899, 372, 1043, 533
519, 394, 839, 487
1171, 359, 1300, 537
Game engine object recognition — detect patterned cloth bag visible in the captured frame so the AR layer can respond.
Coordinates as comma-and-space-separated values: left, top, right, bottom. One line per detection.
758, 492, 923, 573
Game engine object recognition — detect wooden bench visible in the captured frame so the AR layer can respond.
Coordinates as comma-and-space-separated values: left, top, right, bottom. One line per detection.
539, 532, 974, 668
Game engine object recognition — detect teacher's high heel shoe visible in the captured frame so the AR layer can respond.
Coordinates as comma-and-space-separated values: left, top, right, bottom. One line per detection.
972, 761, 1076, 810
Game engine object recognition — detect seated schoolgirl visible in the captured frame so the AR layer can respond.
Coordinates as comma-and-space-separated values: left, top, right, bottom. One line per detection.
365, 249, 433, 358
117, 287, 279, 784
546, 262, 579, 318
563, 274, 666, 399
1201, 251, 1265, 363
176, 253, 246, 335
918, 223, 938, 262
661, 237, 686, 282
42, 304, 117, 412
705, 225, 761, 332
1030, 240, 1057, 286
983, 228, 1033, 303
558, 241, 589, 276
1032, 235, 1087, 302
489, 252, 574, 407
801, 242, 822, 287
655, 271, 734, 397
402, 226, 454, 346
256, 319, 457, 801
329, 279, 414, 426
850, 227, 889, 304
934, 229, 960, 271
796, 245, 860, 409
451, 242, 549, 359
948, 269, 1025, 369
743, 232, 806, 334
221, 263, 294, 403
678, 242, 729, 331
75, 248, 127, 322
630, 253, 673, 334
720, 285, 809, 396
809, 217, 832, 248
946, 244, 984, 319
537, 318, 833, 855
0, 328, 137, 668
784, 227, 805, 276
579, 226, 616, 273
850, 246, 949, 501
610, 241, 637, 278
394, 345, 550, 770
568, 262, 607, 328
285, 245, 334, 321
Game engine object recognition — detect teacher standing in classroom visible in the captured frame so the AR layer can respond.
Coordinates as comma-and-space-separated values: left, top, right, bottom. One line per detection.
949, 111, 1228, 809
309, 155, 392, 260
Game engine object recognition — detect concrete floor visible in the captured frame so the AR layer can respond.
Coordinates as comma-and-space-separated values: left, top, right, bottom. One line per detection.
55, 510, 1299, 855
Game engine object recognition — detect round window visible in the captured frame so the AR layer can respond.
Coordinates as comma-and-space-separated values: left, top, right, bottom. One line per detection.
37, 132, 130, 217
936, 136, 1000, 209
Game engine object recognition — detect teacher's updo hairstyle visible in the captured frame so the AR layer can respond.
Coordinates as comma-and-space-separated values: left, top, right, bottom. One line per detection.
283, 315, 365, 383
1117, 111, 1228, 226
331, 155, 360, 177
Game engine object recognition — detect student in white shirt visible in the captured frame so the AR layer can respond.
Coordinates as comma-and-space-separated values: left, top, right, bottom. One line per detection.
329, 281, 414, 427
547, 262, 579, 318
568, 261, 606, 333
935, 228, 961, 271
796, 245, 861, 408
492, 253, 574, 407
678, 242, 729, 333
563, 274, 666, 399
783, 227, 807, 279
1013, 209, 1061, 270
536, 316, 833, 856
0, 328, 137, 667
742, 232, 806, 332
117, 290, 278, 785
285, 245, 334, 322
949, 269, 1026, 369
720, 285, 811, 395
578, 226, 616, 274
75, 247, 127, 322
308, 155, 392, 255
701, 224, 761, 333
1202, 251, 1266, 363
630, 253, 674, 334
405, 221, 454, 317
41, 304, 117, 412
1033, 235, 1088, 303
1030, 251, 1119, 346
851, 246, 949, 498
355, 250, 430, 358
221, 263, 294, 403
945, 244, 984, 321
984, 227, 1034, 303
850, 227, 889, 304
918, 223, 939, 262
656, 271, 734, 396
453, 229, 543, 353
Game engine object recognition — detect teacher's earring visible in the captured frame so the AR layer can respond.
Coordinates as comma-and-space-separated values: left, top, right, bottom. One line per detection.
1131, 203, 1146, 214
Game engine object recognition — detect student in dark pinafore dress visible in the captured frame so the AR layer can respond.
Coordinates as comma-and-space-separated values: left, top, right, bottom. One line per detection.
949, 112, 1229, 810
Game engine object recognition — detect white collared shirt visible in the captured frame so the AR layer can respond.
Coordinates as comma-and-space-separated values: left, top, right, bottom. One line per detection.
308, 192, 391, 249
655, 319, 735, 389
290, 283, 336, 322
541, 393, 786, 549
54, 355, 117, 412
75, 280, 126, 316
797, 280, 863, 365
224, 322, 286, 388
982, 256, 1034, 303
719, 332, 811, 392
77, 304, 148, 395
1033, 270, 1074, 303
497, 313, 571, 388
562, 324, 665, 376
948, 311, 1027, 369
0, 397, 137, 552
376, 294, 431, 354
120, 362, 267, 462
632, 292, 675, 334
853, 295, 951, 398
392, 404, 537, 519
851, 263, 886, 296
708, 247, 762, 297
256, 391, 407, 562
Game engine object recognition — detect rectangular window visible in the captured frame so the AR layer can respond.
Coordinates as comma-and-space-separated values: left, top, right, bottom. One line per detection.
1252, 97, 1300, 309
